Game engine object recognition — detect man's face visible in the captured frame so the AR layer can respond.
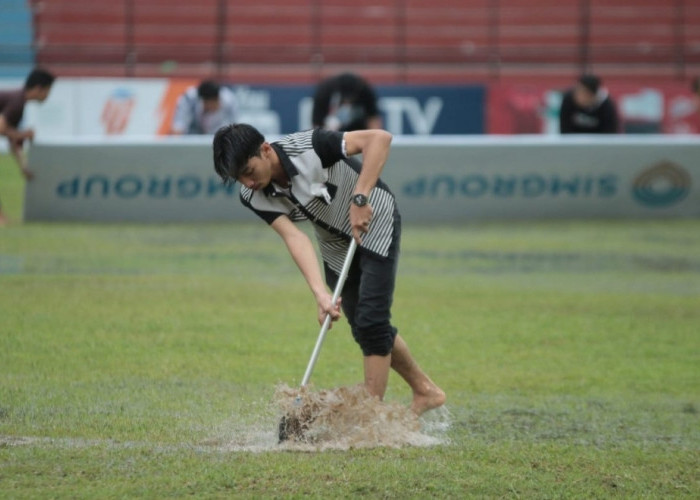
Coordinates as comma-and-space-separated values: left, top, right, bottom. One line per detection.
238, 143, 273, 191
573, 84, 596, 108
27, 85, 52, 103
202, 97, 220, 114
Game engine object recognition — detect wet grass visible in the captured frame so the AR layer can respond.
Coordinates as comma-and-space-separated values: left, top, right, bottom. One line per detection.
1, 157, 699, 497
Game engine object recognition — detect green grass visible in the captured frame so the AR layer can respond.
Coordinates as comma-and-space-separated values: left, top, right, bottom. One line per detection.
1, 154, 699, 497
0, 153, 24, 222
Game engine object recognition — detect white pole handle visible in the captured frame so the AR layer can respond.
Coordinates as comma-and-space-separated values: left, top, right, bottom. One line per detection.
300, 238, 358, 387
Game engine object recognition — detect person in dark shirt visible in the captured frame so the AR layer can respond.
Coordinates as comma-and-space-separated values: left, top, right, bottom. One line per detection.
312, 73, 382, 132
559, 74, 619, 134
0, 68, 55, 224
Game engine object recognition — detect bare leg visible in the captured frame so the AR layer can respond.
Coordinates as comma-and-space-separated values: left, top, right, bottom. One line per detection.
390, 335, 446, 415
363, 354, 392, 399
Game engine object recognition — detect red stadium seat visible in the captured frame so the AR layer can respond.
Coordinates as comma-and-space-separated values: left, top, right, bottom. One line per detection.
29, 0, 699, 83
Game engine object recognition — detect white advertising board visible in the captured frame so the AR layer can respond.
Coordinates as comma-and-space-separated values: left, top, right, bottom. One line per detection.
24, 136, 700, 223
13, 78, 282, 138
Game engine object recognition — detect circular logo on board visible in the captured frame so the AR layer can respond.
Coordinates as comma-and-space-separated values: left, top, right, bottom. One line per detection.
632, 161, 691, 208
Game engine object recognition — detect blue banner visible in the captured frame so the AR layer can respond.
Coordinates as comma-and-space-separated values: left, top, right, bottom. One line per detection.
228, 84, 485, 136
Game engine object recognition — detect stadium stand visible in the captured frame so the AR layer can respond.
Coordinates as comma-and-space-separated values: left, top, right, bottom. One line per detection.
0, 0, 35, 77
27, 0, 700, 84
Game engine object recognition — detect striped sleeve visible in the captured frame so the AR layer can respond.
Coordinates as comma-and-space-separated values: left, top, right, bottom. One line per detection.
312, 129, 345, 168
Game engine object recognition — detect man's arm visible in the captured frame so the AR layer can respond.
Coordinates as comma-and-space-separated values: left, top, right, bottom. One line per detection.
270, 214, 341, 327
0, 115, 34, 180
343, 129, 393, 243
0, 114, 32, 142
10, 140, 33, 180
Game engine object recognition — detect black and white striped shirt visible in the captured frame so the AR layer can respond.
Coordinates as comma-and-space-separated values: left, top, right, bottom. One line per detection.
240, 129, 398, 273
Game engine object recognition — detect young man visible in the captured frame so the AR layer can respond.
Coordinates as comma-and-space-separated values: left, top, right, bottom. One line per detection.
559, 74, 619, 134
171, 80, 238, 135
0, 68, 55, 225
212, 124, 445, 415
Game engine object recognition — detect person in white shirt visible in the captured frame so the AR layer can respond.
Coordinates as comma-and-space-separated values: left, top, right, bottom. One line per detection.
171, 80, 238, 135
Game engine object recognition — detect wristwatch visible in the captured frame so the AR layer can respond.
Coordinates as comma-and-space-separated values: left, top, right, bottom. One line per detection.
351, 193, 369, 207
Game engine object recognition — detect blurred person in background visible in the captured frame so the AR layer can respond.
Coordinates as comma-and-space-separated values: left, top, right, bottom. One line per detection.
559, 74, 619, 134
692, 77, 700, 118
0, 68, 55, 225
312, 73, 382, 132
171, 80, 238, 135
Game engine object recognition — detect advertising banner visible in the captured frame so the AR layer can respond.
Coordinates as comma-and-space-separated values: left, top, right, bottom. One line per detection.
488, 83, 700, 135
25, 136, 700, 223
24, 137, 251, 222
7, 77, 699, 141
388, 136, 699, 221
16, 78, 485, 138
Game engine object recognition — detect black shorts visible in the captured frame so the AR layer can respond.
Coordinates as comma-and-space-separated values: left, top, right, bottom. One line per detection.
324, 214, 401, 356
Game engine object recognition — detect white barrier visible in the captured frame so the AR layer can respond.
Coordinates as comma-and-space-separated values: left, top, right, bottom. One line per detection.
24, 135, 700, 222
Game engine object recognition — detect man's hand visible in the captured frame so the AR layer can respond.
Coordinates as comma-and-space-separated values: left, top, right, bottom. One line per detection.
350, 203, 373, 244
9, 137, 33, 181
21, 167, 34, 181
316, 292, 342, 327
23, 129, 35, 142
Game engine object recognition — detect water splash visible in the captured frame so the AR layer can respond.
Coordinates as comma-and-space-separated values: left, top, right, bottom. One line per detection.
273, 384, 448, 451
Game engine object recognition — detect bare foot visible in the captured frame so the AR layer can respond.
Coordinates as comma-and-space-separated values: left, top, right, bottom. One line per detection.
410, 384, 446, 416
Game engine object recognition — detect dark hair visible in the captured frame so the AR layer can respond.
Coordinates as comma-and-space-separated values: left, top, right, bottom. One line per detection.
212, 124, 265, 184
578, 74, 601, 94
692, 77, 700, 94
24, 68, 55, 89
198, 80, 220, 100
